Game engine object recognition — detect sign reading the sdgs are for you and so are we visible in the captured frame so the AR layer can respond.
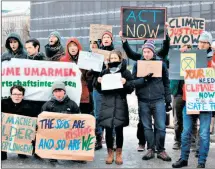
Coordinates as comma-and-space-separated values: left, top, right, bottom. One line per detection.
185, 68, 215, 112
35, 112, 96, 161
1, 113, 37, 155
121, 7, 166, 40
2, 59, 82, 105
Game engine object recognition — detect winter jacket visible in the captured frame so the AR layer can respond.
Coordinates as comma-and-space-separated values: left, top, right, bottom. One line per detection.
60, 37, 90, 104
1, 98, 38, 117
170, 80, 184, 97
41, 95, 79, 114
27, 52, 46, 60
122, 33, 170, 61
131, 56, 171, 104
45, 41, 65, 61
95, 59, 134, 128
1, 33, 27, 61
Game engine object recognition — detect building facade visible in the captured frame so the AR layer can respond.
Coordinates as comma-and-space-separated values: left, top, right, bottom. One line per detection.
30, 1, 215, 56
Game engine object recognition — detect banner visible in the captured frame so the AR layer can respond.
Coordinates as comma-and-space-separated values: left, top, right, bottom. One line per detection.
168, 17, 205, 45
137, 60, 162, 77
2, 59, 82, 105
1, 113, 37, 155
78, 51, 104, 72
185, 68, 215, 112
35, 112, 95, 161
121, 7, 166, 40
169, 50, 207, 80
89, 24, 112, 41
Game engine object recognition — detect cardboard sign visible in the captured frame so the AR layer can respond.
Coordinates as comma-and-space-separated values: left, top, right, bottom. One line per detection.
90, 24, 112, 41
78, 51, 104, 72
137, 60, 162, 77
101, 73, 123, 90
168, 17, 205, 45
185, 68, 215, 112
1, 113, 37, 155
35, 112, 96, 161
169, 50, 207, 80
91, 48, 111, 60
2, 59, 82, 105
121, 6, 166, 40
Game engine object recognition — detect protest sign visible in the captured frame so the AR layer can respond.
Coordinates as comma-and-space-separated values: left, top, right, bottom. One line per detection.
185, 68, 215, 112
101, 73, 123, 90
137, 60, 162, 77
121, 6, 166, 40
78, 51, 104, 72
91, 48, 111, 60
169, 50, 207, 80
1, 113, 37, 155
2, 59, 82, 105
35, 112, 95, 161
168, 17, 205, 45
90, 24, 112, 41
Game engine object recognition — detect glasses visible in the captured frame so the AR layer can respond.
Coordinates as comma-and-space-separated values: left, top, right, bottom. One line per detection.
12, 94, 23, 97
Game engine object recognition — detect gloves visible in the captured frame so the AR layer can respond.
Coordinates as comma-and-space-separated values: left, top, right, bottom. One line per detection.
166, 102, 172, 112
144, 73, 154, 82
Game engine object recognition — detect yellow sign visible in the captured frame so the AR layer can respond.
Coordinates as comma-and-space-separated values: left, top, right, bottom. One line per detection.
180, 53, 196, 76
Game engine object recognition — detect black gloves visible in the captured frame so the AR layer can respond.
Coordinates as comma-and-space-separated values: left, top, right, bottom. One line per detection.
166, 102, 172, 112
144, 73, 154, 82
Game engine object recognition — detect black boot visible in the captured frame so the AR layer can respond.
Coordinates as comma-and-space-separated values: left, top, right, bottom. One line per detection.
1, 152, 7, 161
197, 163, 205, 168
95, 135, 102, 151
172, 158, 188, 168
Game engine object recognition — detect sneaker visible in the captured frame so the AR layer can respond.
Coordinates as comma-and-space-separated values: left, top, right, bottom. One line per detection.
137, 144, 145, 152
157, 151, 172, 161
18, 154, 28, 159
142, 149, 155, 160
173, 142, 181, 150
197, 163, 205, 168
172, 158, 188, 168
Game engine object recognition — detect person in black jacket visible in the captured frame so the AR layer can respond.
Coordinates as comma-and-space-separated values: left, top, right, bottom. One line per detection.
129, 40, 172, 162
1, 85, 38, 161
96, 50, 134, 165
25, 38, 46, 60
41, 81, 79, 163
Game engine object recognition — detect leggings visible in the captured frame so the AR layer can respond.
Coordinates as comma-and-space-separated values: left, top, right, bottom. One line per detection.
105, 126, 123, 149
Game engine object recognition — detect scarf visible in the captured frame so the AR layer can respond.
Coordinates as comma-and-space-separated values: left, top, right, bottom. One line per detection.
108, 61, 122, 74
45, 41, 64, 61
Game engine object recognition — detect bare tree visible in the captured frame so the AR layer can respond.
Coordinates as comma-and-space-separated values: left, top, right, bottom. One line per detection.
22, 21, 30, 42
3, 22, 16, 37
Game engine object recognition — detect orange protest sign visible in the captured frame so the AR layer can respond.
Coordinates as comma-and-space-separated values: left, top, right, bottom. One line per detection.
137, 60, 162, 77
90, 24, 112, 41
1, 113, 37, 155
35, 112, 96, 161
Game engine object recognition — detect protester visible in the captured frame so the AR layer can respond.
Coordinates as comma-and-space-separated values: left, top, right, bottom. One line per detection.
1, 85, 38, 160
127, 40, 172, 161
60, 38, 93, 114
99, 30, 114, 51
25, 38, 46, 60
44, 31, 65, 61
172, 31, 213, 168
96, 50, 134, 165
1, 32, 27, 61
41, 81, 80, 162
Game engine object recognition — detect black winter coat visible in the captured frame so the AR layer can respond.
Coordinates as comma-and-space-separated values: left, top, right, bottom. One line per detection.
41, 95, 79, 114
28, 52, 46, 60
96, 59, 134, 128
1, 98, 39, 117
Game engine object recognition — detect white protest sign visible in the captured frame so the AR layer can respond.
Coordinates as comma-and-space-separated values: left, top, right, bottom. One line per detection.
101, 73, 123, 90
2, 59, 82, 105
78, 51, 104, 72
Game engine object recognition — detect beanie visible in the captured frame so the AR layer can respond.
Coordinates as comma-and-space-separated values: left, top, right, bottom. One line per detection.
199, 31, 213, 45
142, 40, 155, 53
52, 81, 66, 93
101, 31, 113, 40
49, 31, 61, 43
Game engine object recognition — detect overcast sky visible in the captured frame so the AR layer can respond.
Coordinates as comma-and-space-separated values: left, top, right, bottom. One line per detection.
2, 1, 30, 11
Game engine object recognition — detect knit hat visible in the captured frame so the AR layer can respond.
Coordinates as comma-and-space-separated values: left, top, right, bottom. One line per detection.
199, 31, 213, 45
142, 40, 155, 53
49, 31, 61, 43
101, 31, 113, 40
52, 81, 66, 92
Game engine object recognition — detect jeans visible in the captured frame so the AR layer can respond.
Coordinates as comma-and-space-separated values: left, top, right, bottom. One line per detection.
181, 106, 211, 164
93, 89, 103, 136
138, 100, 166, 152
